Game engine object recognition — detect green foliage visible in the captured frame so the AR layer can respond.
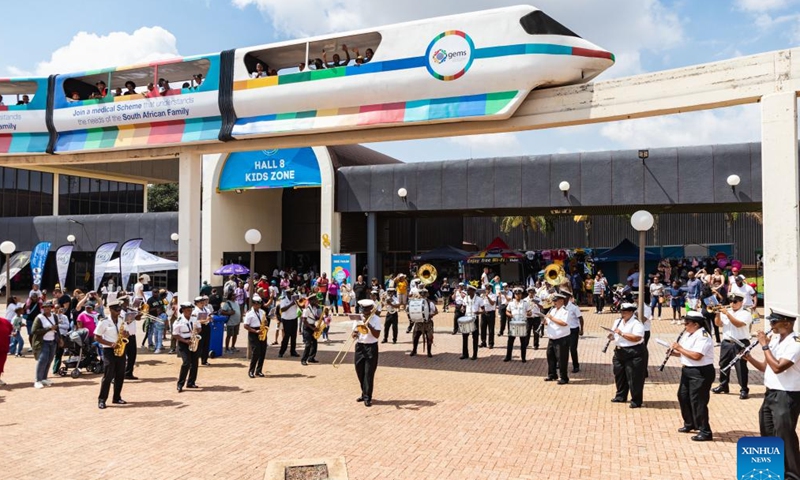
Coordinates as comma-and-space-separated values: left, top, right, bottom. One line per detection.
147, 183, 179, 212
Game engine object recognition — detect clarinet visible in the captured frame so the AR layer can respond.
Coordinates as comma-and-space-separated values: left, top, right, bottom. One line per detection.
720, 333, 771, 374
659, 328, 687, 371
602, 319, 621, 353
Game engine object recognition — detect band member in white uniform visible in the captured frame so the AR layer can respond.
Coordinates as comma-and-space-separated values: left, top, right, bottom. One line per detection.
544, 294, 571, 384
671, 310, 715, 441
354, 299, 381, 407
191, 297, 211, 366
243, 296, 268, 377
480, 288, 497, 349
608, 303, 646, 408
564, 291, 584, 373
410, 290, 436, 357
118, 296, 141, 379
382, 287, 399, 344
712, 292, 752, 399
173, 302, 200, 391
526, 287, 542, 349
461, 285, 483, 360
497, 283, 510, 336
278, 288, 301, 358
94, 300, 127, 408
744, 308, 800, 478
504, 288, 533, 362
301, 295, 320, 366
452, 285, 465, 335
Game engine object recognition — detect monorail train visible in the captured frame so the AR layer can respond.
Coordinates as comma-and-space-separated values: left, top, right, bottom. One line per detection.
0, 5, 613, 156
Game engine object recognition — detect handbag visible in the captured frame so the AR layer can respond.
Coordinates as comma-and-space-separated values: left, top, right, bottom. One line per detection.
658, 296, 664, 305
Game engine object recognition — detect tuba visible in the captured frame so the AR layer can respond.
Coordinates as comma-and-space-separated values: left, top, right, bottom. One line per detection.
544, 264, 567, 287
418, 264, 437, 286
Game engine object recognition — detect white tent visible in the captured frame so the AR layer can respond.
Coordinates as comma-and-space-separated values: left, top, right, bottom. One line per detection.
99, 248, 178, 274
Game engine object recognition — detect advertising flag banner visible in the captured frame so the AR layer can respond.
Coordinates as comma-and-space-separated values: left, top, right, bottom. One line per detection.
93, 242, 118, 292
30, 242, 51, 287
0, 251, 32, 290
119, 238, 143, 291
55, 244, 73, 290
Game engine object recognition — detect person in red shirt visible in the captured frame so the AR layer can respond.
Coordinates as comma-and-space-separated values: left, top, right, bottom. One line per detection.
0, 316, 13, 385
317, 273, 329, 296
256, 275, 270, 293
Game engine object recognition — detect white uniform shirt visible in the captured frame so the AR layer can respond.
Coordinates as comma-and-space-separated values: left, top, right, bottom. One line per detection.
566, 302, 582, 329
679, 328, 715, 367
172, 317, 196, 339
499, 291, 510, 307
464, 295, 483, 317
243, 308, 263, 330
355, 314, 381, 344
506, 299, 531, 322
95, 317, 123, 344
642, 305, 652, 332
280, 297, 298, 320
764, 333, 800, 391
526, 295, 540, 317
546, 306, 570, 339
386, 295, 399, 314
612, 316, 645, 347
124, 309, 138, 335
454, 292, 465, 309
484, 293, 496, 312
730, 283, 756, 308
302, 305, 319, 327
38, 313, 57, 341
720, 307, 752, 341
134, 282, 144, 299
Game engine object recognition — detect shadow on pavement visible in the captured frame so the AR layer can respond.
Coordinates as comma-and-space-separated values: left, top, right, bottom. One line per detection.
371, 399, 438, 410
716, 430, 760, 443
127, 399, 184, 408
196, 385, 243, 392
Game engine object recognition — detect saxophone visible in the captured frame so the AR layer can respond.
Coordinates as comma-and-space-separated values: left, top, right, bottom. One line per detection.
114, 322, 129, 357
258, 313, 269, 341
189, 329, 201, 352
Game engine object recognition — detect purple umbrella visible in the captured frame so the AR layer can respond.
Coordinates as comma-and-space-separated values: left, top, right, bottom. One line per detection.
214, 264, 250, 276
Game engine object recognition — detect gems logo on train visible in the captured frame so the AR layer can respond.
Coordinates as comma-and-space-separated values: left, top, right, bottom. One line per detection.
425, 31, 475, 81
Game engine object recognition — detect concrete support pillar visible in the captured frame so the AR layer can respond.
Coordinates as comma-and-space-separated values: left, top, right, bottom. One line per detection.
367, 212, 377, 283
178, 152, 202, 299
761, 92, 799, 324
315, 146, 339, 277
52, 173, 59, 216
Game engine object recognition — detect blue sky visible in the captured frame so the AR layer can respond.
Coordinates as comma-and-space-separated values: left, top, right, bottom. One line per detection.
1, 0, 797, 162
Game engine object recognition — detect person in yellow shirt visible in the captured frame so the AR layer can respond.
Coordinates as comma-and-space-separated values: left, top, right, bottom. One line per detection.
396, 275, 408, 306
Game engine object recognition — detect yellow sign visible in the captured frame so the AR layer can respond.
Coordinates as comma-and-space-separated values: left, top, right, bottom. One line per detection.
322, 234, 331, 249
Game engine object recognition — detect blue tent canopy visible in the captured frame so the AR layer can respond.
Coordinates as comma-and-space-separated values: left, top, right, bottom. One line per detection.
593, 238, 661, 262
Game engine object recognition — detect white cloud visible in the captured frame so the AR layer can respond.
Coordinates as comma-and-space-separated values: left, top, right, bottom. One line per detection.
598, 105, 761, 148
32, 27, 180, 75
737, 0, 792, 12
232, 0, 684, 77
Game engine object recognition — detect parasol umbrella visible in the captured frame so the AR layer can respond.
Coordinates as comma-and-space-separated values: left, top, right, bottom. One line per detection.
214, 264, 250, 276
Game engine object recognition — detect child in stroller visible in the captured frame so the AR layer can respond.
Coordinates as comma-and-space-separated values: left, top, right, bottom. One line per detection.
57, 328, 103, 378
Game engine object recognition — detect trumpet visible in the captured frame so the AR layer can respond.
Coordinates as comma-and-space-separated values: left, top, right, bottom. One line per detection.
706, 304, 726, 314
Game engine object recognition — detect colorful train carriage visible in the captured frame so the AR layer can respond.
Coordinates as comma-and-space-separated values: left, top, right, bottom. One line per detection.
51, 54, 223, 153
229, 5, 613, 139
0, 77, 49, 154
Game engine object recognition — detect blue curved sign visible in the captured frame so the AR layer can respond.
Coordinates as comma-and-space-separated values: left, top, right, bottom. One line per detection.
218, 148, 321, 191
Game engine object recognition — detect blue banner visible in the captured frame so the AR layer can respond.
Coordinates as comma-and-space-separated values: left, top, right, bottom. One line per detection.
30, 241, 51, 286
331, 254, 355, 307
738, 436, 784, 479
218, 148, 321, 192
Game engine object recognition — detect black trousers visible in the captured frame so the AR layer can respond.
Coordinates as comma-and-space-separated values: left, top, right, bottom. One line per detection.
569, 327, 580, 369
52, 344, 65, 373
199, 324, 211, 363
718, 339, 750, 392
612, 344, 646, 405
412, 322, 433, 354
452, 308, 464, 334
177, 342, 199, 388
301, 328, 317, 362
355, 342, 378, 400
678, 364, 715, 436
546, 335, 570, 380
527, 317, 541, 349
249, 333, 267, 373
124, 334, 137, 376
383, 313, 398, 342
480, 311, 496, 347
505, 331, 529, 361
760, 388, 800, 480
279, 318, 298, 355
498, 306, 507, 335
461, 322, 479, 359
643, 331, 651, 378
99, 347, 125, 402
593, 294, 605, 313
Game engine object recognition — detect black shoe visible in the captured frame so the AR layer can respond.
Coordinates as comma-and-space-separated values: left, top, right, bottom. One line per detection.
112, 399, 127, 405
256, 372, 265, 377
290, 353, 300, 357
452, 331, 457, 335
611, 397, 626, 403
521, 359, 527, 363
381, 340, 388, 344
557, 379, 569, 385
248, 372, 255, 378
479, 343, 487, 348
533, 346, 539, 350
201, 362, 210, 366
740, 391, 750, 400
503, 357, 511, 362
301, 360, 308, 366
406, 328, 412, 334
691, 433, 713, 442
629, 402, 641, 409
125, 375, 138, 380
356, 396, 365, 402
98, 400, 106, 409
498, 332, 504, 337
364, 399, 372, 407
572, 367, 580, 373
471, 356, 477, 361
308, 359, 319, 364
544, 377, 556, 382
177, 385, 183, 393
712, 386, 729, 394
677, 427, 694, 433
186, 384, 199, 389
427, 352, 432, 358
459, 355, 467, 360
410, 351, 417, 357
393, 340, 397, 344
278, 353, 284, 358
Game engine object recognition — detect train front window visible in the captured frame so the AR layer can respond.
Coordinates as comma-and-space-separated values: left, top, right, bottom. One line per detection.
520, 11, 581, 38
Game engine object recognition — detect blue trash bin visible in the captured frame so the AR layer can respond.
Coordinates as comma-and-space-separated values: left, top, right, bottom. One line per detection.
210, 315, 226, 358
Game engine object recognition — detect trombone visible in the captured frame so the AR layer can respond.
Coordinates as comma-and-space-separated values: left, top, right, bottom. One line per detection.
332, 319, 369, 368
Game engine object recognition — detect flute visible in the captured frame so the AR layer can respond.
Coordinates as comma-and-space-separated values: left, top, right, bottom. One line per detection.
659, 328, 686, 371
721, 332, 772, 374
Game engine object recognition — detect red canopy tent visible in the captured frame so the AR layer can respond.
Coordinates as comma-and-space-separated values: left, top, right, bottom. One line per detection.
467, 237, 524, 264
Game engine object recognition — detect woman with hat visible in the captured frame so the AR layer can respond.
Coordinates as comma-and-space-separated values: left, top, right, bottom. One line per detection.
31, 301, 59, 389
670, 310, 715, 441
744, 308, 800, 478
608, 303, 646, 408
354, 299, 381, 407
173, 301, 201, 392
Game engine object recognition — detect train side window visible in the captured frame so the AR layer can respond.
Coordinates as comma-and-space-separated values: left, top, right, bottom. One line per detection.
0, 80, 38, 107
520, 11, 581, 38
156, 58, 211, 92
63, 72, 114, 101
109, 65, 156, 98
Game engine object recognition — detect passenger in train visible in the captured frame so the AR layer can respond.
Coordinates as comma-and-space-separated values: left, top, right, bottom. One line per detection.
123, 81, 137, 95
157, 78, 170, 95
364, 48, 374, 63
182, 82, 191, 89
251, 62, 267, 78
311, 58, 325, 70
267, 68, 278, 76
352, 47, 374, 65
0, 95, 4, 106
193, 73, 203, 89
147, 83, 155, 95
69, 92, 81, 101
89, 80, 107, 99
113, 88, 123, 97
323, 44, 350, 68
16, 95, 30, 105
298, 62, 306, 72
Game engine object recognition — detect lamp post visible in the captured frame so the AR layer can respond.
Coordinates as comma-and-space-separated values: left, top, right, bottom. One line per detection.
1, 241, 16, 306
559, 181, 570, 197
67, 234, 76, 244
244, 229, 261, 306
727, 174, 741, 193
170, 232, 179, 245
630, 210, 654, 321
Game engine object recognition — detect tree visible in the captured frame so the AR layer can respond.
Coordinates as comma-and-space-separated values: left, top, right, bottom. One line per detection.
494, 216, 555, 250
148, 183, 179, 212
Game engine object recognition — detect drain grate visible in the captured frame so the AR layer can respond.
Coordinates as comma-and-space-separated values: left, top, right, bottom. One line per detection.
285, 464, 329, 480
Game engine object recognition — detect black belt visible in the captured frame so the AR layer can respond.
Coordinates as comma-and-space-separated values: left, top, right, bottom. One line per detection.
615, 344, 644, 350
722, 339, 748, 343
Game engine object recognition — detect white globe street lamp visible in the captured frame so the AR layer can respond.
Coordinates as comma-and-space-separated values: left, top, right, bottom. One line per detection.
630, 210, 654, 321
245, 229, 262, 305
0, 240, 16, 306
67, 234, 76, 244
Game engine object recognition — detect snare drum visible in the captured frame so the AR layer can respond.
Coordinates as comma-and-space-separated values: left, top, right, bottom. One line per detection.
508, 320, 527, 338
457, 316, 477, 334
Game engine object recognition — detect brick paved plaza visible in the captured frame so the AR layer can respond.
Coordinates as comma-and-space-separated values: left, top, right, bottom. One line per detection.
2, 307, 760, 480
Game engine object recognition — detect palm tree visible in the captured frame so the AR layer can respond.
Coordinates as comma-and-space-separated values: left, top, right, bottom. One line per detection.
494, 216, 554, 250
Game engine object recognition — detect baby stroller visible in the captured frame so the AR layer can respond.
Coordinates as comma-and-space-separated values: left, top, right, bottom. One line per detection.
57, 328, 104, 378
609, 284, 633, 313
